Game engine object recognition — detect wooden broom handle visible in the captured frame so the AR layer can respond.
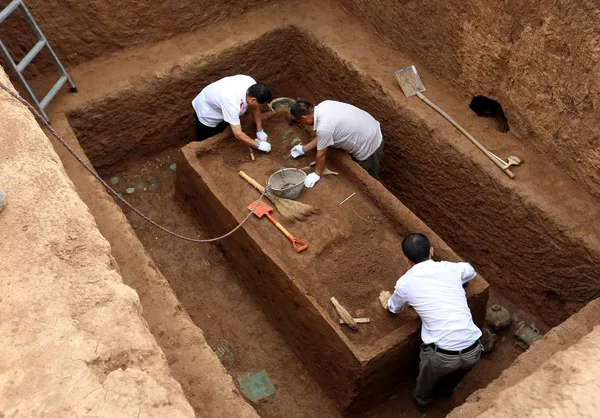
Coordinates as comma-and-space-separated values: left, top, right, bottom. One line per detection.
239, 170, 266, 193
416, 91, 515, 179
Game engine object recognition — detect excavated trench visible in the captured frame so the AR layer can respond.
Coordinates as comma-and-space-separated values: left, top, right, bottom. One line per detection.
64, 26, 599, 416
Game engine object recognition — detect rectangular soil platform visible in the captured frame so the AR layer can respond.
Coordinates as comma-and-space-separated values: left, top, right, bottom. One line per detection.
176, 110, 489, 412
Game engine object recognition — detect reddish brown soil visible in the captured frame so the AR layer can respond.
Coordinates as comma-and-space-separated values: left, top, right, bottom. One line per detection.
178, 111, 492, 412
101, 146, 339, 418
29, 2, 599, 414
65, 24, 600, 329
0, 0, 277, 77
190, 112, 423, 347
341, 0, 600, 200
8, 0, 600, 201
99, 142, 540, 418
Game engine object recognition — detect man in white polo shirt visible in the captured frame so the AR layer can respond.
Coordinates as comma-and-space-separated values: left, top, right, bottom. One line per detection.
380, 233, 483, 412
289, 99, 384, 187
192, 74, 272, 153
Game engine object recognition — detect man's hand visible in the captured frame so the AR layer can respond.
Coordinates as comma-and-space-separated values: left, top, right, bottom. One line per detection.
379, 290, 391, 311
304, 172, 320, 188
256, 130, 268, 142
256, 140, 271, 153
290, 145, 305, 158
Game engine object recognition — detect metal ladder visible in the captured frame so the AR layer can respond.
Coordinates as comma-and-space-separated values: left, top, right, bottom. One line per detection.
0, 0, 76, 123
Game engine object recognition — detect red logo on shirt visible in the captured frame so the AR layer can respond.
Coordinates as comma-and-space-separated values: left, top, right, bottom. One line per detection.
240, 101, 244, 110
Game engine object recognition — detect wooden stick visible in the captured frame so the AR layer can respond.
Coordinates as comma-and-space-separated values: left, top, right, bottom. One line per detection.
339, 317, 370, 324
331, 297, 358, 331
416, 91, 515, 179
339, 192, 356, 206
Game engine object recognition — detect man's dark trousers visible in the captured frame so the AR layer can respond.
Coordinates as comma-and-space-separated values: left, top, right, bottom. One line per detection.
195, 114, 229, 141
414, 342, 482, 408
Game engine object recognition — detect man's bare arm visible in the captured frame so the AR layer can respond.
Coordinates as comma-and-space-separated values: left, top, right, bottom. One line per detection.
302, 136, 319, 152
314, 148, 328, 176
252, 107, 263, 132
231, 124, 259, 148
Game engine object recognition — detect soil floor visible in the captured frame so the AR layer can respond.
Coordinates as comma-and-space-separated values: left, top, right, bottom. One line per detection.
101, 142, 548, 417
195, 113, 418, 347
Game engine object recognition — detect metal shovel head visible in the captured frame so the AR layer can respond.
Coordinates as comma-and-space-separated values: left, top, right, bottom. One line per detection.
247, 200, 273, 218
394, 65, 426, 97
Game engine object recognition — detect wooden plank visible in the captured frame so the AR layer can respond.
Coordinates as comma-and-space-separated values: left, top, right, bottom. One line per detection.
339, 317, 370, 324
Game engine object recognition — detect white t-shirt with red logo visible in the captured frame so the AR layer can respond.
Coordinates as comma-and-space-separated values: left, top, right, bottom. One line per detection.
192, 75, 256, 127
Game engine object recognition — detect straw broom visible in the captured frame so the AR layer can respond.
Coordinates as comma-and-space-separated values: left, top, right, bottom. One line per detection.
239, 171, 319, 223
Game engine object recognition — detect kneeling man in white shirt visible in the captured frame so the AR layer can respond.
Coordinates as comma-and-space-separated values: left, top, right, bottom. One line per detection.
381, 233, 483, 412
192, 74, 272, 153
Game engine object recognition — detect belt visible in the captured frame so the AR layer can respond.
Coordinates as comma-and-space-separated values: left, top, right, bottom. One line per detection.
426, 340, 480, 355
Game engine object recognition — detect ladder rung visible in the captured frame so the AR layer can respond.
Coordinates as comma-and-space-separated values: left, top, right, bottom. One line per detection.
40, 74, 67, 109
0, 0, 20, 24
17, 40, 46, 73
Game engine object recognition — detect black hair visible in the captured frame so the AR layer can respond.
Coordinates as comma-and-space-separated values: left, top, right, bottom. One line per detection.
290, 99, 315, 119
247, 83, 273, 104
401, 233, 431, 264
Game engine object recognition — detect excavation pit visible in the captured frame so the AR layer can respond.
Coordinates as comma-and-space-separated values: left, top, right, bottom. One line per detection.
54, 22, 600, 417
68, 26, 599, 332
176, 110, 489, 411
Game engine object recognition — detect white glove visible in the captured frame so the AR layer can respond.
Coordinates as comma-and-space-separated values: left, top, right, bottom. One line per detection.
290, 144, 305, 158
379, 290, 391, 311
256, 140, 271, 153
256, 130, 268, 141
304, 172, 320, 188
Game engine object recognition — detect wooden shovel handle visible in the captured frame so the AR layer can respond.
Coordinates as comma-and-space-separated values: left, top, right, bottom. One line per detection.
239, 170, 266, 193
268, 213, 308, 252
416, 92, 515, 179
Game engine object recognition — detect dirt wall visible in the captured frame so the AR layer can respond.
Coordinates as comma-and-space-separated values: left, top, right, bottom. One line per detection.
0, 69, 194, 416
340, 0, 600, 199
67, 28, 295, 170
478, 326, 600, 417
449, 298, 600, 417
286, 29, 600, 327
43, 118, 259, 417
0, 0, 276, 77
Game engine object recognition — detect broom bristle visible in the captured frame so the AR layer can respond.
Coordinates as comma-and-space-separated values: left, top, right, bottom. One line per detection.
266, 193, 319, 223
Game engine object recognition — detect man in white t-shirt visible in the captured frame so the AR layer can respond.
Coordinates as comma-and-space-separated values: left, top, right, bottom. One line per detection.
192, 75, 273, 153
380, 233, 483, 412
289, 99, 384, 187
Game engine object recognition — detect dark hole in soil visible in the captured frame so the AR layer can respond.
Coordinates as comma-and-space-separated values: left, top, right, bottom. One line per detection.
469, 96, 510, 133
